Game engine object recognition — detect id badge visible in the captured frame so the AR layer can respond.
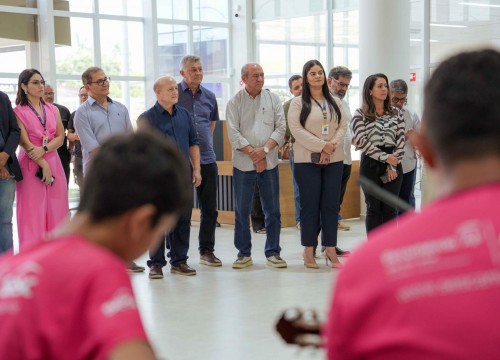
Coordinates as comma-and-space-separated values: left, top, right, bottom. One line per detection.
321, 123, 329, 135
42, 135, 48, 146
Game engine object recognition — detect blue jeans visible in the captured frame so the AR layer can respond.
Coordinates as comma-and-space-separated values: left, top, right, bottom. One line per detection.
233, 166, 281, 258
289, 148, 301, 224
0, 178, 15, 254
398, 168, 417, 214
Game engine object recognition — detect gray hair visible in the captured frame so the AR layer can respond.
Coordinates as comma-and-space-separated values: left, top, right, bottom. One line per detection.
328, 66, 352, 80
241, 63, 260, 77
180, 55, 201, 70
390, 79, 408, 94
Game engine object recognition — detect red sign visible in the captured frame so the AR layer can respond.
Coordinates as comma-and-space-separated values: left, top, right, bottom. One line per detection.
410, 72, 417, 82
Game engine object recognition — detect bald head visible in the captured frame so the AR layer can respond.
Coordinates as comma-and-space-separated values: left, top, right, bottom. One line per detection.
154, 76, 179, 110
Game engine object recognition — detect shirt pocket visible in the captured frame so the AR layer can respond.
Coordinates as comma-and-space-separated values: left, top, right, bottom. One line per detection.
261, 110, 275, 127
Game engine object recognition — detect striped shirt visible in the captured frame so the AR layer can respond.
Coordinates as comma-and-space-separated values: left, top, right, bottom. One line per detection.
351, 108, 405, 171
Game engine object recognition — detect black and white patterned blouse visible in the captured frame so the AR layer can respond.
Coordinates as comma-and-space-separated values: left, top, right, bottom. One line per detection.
351, 108, 405, 171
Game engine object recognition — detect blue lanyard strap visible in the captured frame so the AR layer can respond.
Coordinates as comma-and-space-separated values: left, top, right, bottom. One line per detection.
27, 102, 47, 131
312, 97, 328, 121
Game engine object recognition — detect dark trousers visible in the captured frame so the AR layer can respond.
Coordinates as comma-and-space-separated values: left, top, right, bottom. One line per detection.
294, 161, 343, 247
398, 168, 416, 214
148, 207, 192, 267
339, 163, 352, 213
251, 184, 265, 231
360, 153, 403, 233
197, 162, 218, 254
57, 147, 71, 186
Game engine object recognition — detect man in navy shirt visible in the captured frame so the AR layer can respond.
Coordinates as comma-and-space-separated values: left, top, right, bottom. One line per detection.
177, 55, 222, 267
138, 76, 201, 278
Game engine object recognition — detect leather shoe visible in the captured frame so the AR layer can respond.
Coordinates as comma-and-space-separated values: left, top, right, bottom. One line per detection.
200, 252, 222, 267
171, 263, 197, 276
336, 247, 351, 256
127, 261, 145, 273
149, 265, 164, 279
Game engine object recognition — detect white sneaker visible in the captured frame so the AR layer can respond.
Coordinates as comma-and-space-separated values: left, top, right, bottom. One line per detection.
296, 222, 301, 230
232, 256, 253, 269
266, 255, 287, 268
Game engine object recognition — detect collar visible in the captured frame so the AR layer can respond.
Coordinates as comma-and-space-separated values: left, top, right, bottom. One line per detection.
155, 101, 177, 115
243, 87, 262, 99
180, 80, 201, 95
88, 96, 113, 105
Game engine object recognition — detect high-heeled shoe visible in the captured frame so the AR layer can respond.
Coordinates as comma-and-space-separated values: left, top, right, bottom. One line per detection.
303, 252, 319, 269
324, 251, 343, 269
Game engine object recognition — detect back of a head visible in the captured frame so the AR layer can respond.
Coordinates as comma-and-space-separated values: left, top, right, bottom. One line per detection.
78, 131, 192, 225
424, 49, 500, 166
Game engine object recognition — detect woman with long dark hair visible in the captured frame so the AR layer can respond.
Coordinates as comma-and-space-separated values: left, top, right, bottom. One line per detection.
14, 69, 68, 250
288, 60, 348, 269
352, 73, 405, 233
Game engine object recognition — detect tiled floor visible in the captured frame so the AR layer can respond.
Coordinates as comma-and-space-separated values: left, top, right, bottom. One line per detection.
131, 219, 367, 360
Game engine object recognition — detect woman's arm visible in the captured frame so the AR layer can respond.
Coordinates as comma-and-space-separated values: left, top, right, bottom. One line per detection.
351, 109, 391, 164
288, 98, 327, 153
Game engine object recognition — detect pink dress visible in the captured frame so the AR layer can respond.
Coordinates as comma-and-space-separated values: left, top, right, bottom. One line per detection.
14, 103, 69, 250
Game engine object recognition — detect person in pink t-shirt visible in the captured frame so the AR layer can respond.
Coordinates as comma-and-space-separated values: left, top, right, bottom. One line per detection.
326, 49, 500, 359
0, 131, 192, 360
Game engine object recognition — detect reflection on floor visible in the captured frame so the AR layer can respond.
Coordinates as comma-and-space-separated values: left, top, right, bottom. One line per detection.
132, 219, 367, 360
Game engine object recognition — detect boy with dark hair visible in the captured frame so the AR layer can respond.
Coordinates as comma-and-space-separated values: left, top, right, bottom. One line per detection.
326, 49, 500, 359
0, 131, 192, 360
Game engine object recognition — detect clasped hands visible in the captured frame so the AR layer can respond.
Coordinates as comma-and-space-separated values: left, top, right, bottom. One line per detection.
318, 142, 337, 165
27, 146, 46, 161
249, 147, 267, 173
385, 154, 399, 182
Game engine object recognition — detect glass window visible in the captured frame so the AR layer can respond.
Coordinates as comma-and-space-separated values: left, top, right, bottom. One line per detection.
55, 17, 94, 76
98, 0, 143, 17
100, 20, 144, 77
289, 16, 326, 43
258, 43, 286, 75
66, 0, 93, 13
0, 78, 19, 105
157, 0, 189, 20
193, 27, 229, 76
158, 24, 188, 76
55, 80, 82, 112
255, 20, 286, 42
291, 45, 316, 73
193, 0, 228, 22
0, 42, 27, 74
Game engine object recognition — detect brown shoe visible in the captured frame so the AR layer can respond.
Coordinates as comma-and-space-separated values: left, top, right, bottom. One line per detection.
127, 261, 145, 273
200, 252, 222, 267
149, 265, 164, 279
171, 263, 197, 276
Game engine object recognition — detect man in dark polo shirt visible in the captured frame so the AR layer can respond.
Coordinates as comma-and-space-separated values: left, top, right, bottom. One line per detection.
43, 84, 71, 186
177, 55, 222, 267
138, 76, 201, 279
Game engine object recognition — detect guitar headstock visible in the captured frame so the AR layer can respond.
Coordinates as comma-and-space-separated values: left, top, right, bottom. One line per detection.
275, 308, 323, 348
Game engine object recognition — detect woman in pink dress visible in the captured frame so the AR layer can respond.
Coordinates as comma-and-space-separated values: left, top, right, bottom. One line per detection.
14, 69, 69, 250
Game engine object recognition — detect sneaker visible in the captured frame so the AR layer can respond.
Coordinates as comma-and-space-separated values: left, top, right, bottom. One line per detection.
148, 265, 164, 279
232, 256, 253, 269
127, 261, 145, 273
200, 252, 222, 267
266, 255, 287, 268
296, 222, 301, 230
170, 263, 197, 276
338, 220, 351, 231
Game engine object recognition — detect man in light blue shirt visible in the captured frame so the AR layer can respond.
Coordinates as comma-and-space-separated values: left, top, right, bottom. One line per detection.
74, 66, 141, 272
74, 67, 133, 176
226, 63, 287, 269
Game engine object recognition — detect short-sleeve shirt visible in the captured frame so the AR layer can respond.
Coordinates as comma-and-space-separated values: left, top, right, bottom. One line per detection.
0, 235, 148, 360
177, 81, 219, 164
74, 96, 133, 175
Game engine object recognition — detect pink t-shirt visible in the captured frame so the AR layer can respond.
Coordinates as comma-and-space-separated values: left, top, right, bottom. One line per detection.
326, 184, 500, 360
0, 235, 148, 360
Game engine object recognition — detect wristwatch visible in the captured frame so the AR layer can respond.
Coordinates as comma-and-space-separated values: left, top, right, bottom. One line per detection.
43, 146, 49, 153
263, 146, 270, 154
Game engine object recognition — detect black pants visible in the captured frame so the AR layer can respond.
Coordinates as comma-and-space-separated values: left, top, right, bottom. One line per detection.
57, 147, 71, 187
197, 162, 219, 254
398, 168, 416, 214
360, 153, 403, 234
339, 163, 352, 213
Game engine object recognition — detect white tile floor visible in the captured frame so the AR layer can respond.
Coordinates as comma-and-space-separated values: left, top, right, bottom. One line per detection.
131, 219, 367, 360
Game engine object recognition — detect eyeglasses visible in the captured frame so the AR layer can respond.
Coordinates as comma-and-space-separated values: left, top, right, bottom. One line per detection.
88, 77, 110, 86
30, 80, 46, 86
79, 94, 89, 98
391, 96, 407, 105
44, 92, 54, 96
334, 79, 351, 89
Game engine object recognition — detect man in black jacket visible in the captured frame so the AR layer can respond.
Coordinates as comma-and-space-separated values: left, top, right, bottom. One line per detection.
0, 90, 22, 254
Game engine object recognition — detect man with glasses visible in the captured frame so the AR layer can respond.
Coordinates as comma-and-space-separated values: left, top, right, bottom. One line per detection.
67, 86, 88, 189
327, 66, 354, 239
43, 84, 72, 186
390, 79, 421, 211
74, 67, 143, 273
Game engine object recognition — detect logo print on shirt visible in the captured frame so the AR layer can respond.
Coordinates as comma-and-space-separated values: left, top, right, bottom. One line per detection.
101, 287, 137, 317
0, 261, 41, 299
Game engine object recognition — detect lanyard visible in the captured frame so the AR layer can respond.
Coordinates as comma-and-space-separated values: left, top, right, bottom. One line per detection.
27, 102, 47, 132
312, 97, 328, 122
